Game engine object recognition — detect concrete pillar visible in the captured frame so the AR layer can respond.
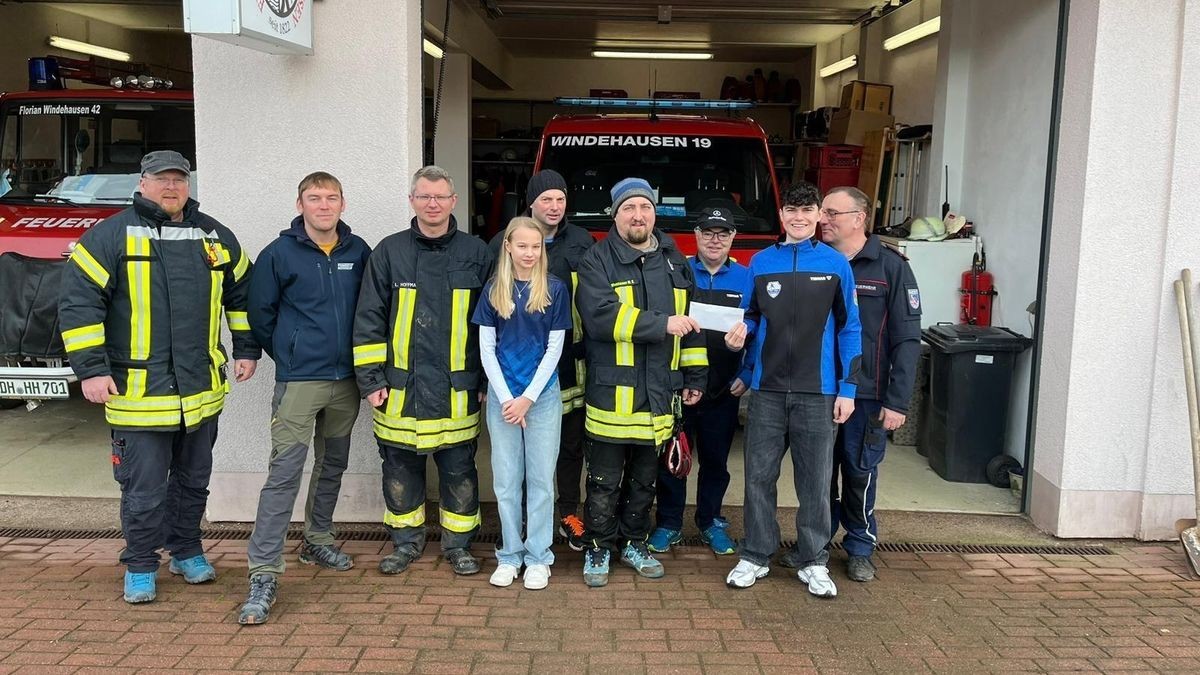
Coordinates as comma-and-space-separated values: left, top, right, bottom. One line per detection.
191, 0, 423, 521
432, 52, 473, 231
1032, 0, 1200, 539
923, 0, 970, 218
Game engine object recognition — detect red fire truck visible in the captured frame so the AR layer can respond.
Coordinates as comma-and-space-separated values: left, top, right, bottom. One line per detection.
534, 97, 784, 262
0, 61, 194, 407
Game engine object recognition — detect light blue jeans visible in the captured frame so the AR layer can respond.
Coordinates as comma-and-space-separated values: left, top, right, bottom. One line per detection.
488, 381, 562, 567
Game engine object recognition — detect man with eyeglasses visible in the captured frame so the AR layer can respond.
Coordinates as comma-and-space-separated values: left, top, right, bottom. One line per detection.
353, 165, 493, 577
648, 205, 750, 557
780, 186, 920, 583
723, 181, 862, 597
58, 150, 260, 604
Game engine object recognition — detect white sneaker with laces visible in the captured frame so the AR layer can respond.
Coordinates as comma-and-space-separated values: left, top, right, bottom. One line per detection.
489, 563, 520, 587
797, 564, 837, 598
523, 564, 551, 590
725, 559, 769, 589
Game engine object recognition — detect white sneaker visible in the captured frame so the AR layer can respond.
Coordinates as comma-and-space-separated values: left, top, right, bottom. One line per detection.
797, 565, 837, 598
489, 563, 520, 587
725, 559, 769, 589
523, 564, 550, 590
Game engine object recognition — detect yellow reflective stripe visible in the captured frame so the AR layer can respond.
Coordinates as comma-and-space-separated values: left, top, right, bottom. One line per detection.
570, 271, 583, 343
62, 323, 105, 352
232, 248, 249, 281
107, 394, 182, 411
615, 285, 636, 366
125, 235, 151, 360
69, 243, 110, 287
450, 388, 469, 419
672, 288, 687, 370
372, 409, 481, 450
353, 342, 387, 366
125, 369, 147, 398
585, 406, 675, 445
449, 288, 470, 371
614, 386, 634, 415
105, 407, 182, 427
392, 288, 416, 369
383, 505, 425, 528
226, 310, 250, 332
385, 387, 407, 418
208, 270, 221, 391
440, 508, 481, 533
679, 347, 708, 368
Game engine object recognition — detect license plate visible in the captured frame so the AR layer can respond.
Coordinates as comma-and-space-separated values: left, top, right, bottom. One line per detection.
0, 377, 70, 400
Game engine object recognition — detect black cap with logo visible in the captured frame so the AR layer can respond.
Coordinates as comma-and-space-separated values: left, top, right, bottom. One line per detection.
695, 205, 737, 232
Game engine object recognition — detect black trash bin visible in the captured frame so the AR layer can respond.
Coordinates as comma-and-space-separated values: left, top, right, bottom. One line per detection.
919, 324, 1032, 483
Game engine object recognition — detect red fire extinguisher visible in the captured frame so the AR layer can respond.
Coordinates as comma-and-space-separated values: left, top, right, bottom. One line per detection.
960, 245, 997, 326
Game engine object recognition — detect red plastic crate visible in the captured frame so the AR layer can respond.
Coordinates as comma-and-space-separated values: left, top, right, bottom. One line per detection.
808, 145, 862, 169
804, 166, 861, 195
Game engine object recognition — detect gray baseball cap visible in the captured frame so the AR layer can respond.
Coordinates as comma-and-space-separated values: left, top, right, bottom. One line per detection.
140, 150, 191, 176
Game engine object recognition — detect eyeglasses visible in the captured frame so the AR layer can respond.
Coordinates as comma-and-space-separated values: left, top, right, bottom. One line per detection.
411, 194, 455, 204
696, 229, 733, 242
820, 208, 863, 219
147, 176, 188, 187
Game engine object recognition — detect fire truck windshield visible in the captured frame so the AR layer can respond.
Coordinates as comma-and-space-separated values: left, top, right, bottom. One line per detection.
0, 99, 196, 205
540, 135, 777, 233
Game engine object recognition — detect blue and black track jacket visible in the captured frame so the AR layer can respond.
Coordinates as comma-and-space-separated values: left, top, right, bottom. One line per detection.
740, 238, 862, 397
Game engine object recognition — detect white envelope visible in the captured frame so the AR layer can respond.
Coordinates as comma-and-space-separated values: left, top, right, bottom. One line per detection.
688, 302, 745, 332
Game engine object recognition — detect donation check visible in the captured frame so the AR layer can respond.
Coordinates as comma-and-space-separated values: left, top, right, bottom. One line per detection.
688, 302, 744, 333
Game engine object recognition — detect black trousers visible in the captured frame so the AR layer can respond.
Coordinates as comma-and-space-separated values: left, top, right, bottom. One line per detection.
555, 407, 586, 518
582, 437, 659, 553
111, 421, 218, 573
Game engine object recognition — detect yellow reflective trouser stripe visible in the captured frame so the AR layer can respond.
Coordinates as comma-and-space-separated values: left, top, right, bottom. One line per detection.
62, 323, 105, 352
226, 310, 250, 332
208, 271, 222, 391
679, 347, 708, 368
585, 405, 674, 445
232, 248, 249, 281
450, 388, 469, 419
440, 507, 481, 533
353, 342, 387, 366
372, 409, 480, 450
70, 243, 110, 288
383, 504, 425, 528
126, 235, 151, 360
570, 271, 583, 343
449, 288, 470, 371
392, 288, 416, 369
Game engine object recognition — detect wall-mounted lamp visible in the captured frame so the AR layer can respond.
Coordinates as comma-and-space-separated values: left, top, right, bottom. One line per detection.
47, 36, 132, 62
819, 54, 857, 78
883, 16, 941, 51
423, 39, 444, 59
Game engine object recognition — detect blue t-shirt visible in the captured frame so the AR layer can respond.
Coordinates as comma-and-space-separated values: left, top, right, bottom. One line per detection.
472, 274, 573, 398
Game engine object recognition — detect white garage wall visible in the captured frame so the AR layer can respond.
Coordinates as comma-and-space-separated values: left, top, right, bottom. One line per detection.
0, 4, 192, 93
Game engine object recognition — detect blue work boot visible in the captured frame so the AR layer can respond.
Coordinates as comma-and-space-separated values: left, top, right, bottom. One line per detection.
123, 571, 157, 604
583, 547, 610, 588
699, 518, 737, 555
620, 541, 665, 578
168, 554, 217, 584
646, 527, 682, 553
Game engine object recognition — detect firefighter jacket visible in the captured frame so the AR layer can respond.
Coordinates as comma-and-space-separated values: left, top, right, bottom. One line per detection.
58, 194, 259, 432
850, 235, 921, 412
352, 218, 493, 453
576, 228, 708, 446
488, 218, 594, 413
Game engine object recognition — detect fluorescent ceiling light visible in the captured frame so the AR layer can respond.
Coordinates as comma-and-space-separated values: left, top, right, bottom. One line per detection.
592, 50, 713, 61
423, 39, 444, 59
883, 16, 941, 51
47, 36, 131, 62
819, 55, 857, 78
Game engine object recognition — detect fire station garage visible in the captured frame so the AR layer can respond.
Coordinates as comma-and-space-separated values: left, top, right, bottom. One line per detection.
1, 0, 1197, 543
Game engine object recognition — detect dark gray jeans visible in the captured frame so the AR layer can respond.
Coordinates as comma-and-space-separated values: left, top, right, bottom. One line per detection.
740, 390, 836, 568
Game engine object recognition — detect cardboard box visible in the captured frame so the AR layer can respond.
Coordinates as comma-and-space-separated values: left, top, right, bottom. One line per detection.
840, 80, 893, 114
828, 109, 895, 146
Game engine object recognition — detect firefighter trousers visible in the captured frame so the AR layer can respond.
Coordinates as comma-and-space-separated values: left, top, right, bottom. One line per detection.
110, 420, 218, 573
380, 441, 480, 555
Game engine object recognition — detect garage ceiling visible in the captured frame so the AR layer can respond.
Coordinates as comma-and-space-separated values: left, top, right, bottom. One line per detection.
20, 0, 183, 32
470, 0, 881, 61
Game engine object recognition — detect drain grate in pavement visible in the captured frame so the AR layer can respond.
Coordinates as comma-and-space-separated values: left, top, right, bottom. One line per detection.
0, 525, 1112, 555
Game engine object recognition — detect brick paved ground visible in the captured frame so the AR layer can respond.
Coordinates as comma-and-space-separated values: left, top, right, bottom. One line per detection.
0, 535, 1198, 673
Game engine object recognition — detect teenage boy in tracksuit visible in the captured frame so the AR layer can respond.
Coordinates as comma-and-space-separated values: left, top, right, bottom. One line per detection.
723, 181, 862, 598
238, 172, 371, 625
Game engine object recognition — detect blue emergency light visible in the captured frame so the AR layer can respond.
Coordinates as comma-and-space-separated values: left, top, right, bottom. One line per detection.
554, 97, 755, 110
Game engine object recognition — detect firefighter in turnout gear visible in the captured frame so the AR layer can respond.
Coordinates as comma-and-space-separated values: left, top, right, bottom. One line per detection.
575, 177, 708, 587
58, 150, 260, 604
353, 166, 494, 577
